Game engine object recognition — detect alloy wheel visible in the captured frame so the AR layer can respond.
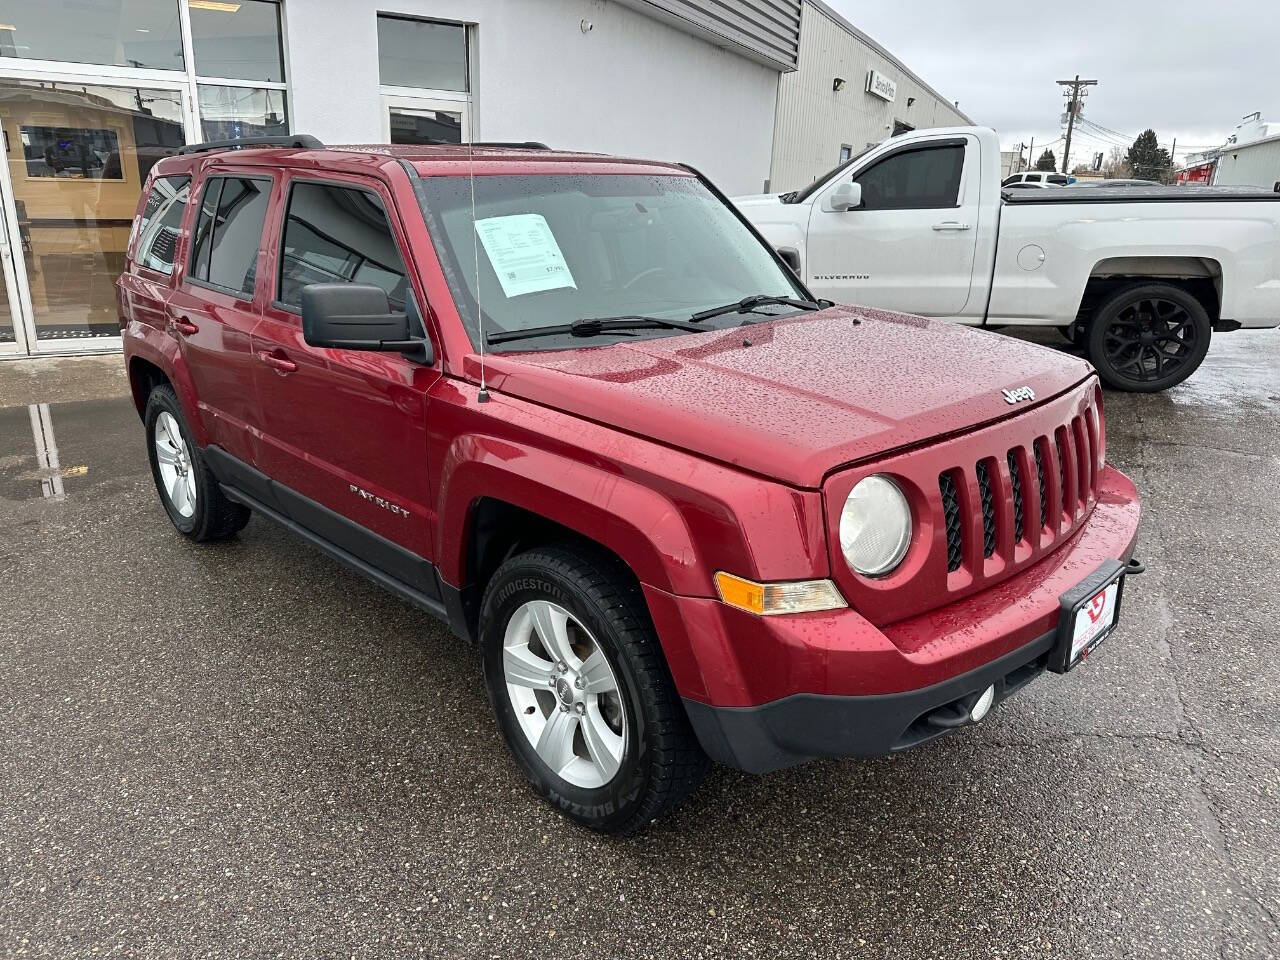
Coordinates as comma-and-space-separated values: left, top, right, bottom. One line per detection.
1102, 297, 1199, 384
154, 411, 197, 518
501, 599, 627, 789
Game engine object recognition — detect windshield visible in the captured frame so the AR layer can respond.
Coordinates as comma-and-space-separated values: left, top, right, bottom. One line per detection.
417, 173, 807, 352
784, 144, 876, 204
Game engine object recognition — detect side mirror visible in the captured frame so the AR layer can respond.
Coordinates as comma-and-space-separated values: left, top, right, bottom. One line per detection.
830, 180, 862, 212
301, 283, 431, 362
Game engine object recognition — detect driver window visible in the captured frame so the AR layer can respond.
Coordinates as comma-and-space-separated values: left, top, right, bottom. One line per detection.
855, 145, 965, 211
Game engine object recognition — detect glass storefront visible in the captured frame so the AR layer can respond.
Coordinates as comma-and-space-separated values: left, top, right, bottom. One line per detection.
1, 80, 185, 342
0, 0, 287, 355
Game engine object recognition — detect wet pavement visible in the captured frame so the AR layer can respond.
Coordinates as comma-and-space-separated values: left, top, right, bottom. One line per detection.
1, 331, 1278, 959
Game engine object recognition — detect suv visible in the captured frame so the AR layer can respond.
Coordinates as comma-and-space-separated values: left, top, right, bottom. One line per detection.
119, 135, 1143, 834
1002, 171, 1070, 186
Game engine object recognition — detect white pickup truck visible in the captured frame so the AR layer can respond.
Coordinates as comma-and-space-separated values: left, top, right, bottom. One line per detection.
736, 126, 1280, 391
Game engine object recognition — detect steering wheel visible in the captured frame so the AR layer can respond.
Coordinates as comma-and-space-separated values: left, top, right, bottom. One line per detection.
621, 266, 668, 291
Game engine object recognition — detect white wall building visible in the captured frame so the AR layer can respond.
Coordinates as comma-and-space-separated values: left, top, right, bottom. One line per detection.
1212, 114, 1280, 190
0, 0, 802, 357
768, 0, 971, 193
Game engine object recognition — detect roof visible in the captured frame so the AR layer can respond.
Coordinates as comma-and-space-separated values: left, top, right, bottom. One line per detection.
151, 142, 689, 179
803, 0, 974, 125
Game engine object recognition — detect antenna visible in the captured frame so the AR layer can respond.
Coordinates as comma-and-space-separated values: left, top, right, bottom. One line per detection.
469, 139, 489, 403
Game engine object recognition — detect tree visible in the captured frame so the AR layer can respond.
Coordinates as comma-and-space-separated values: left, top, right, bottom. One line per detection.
1126, 129, 1172, 182
1103, 145, 1131, 179
1035, 149, 1058, 171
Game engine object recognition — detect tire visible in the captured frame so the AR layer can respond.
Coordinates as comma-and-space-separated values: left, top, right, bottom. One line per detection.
144, 384, 250, 541
1085, 283, 1211, 392
479, 545, 709, 834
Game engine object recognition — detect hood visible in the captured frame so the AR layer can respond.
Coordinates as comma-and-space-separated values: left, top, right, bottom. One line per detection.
478, 306, 1094, 488
731, 193, 784, 207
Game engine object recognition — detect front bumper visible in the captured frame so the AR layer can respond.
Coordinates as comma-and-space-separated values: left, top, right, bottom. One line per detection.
683, 625, 1056, 773
644, 465, 1141, 773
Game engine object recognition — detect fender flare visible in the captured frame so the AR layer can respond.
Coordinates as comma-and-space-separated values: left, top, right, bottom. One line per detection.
124, 322, 210, 447
435, 433, 706, 597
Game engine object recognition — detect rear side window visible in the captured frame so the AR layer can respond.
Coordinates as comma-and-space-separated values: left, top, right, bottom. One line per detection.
856, 144, 964, 210
1047, 175, 1069, 185
189, 175, 273, 296
277, 181, 409, 309
135, 176, 190, 275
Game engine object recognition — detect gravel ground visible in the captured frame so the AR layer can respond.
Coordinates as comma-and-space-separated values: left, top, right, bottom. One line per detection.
1, 330, 1277, 958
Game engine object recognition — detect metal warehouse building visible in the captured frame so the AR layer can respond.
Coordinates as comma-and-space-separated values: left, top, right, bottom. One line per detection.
1212, 116, 1280, 190
768, 0, 971, 193
0, 0, 965, 358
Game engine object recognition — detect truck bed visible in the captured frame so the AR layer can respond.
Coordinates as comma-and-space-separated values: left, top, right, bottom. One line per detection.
1003, 185, 1280, 203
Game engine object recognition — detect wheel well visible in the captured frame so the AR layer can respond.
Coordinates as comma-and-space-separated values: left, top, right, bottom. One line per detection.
458, 497, 640, 642
1077, 258, 1222, 328
127, 357, 171, 420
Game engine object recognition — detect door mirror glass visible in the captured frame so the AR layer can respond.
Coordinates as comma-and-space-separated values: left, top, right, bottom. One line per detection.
302, 283, 417, 353
831, 180, 862, 212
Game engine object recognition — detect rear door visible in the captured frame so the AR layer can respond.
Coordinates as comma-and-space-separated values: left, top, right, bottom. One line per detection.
165, 171, 274, 464
249, 172, 440, 589
804, 136, 981, 319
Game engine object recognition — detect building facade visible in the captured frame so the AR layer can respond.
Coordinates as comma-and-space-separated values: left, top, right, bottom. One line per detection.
0, 0, 800, 358
1211, 116, 1280, 190
767, 0, 970, 194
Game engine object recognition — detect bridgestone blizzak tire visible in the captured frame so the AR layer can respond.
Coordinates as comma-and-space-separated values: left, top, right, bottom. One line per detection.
480, 545, 709, 834
144, 384, 251, 541
1086, 282, 1212, 393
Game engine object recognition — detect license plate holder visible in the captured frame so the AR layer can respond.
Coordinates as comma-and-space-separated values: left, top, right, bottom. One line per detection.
1049, 559, 1129, 674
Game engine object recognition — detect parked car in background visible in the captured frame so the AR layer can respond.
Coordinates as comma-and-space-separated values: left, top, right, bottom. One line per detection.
119, 135, 1143, 834
1003, 171, 1071, 187
737, 126, 1280, 392
1003, 181, 1059, 189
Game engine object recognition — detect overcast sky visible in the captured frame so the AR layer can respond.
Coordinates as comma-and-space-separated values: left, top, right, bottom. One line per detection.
825, 0, 1280, 166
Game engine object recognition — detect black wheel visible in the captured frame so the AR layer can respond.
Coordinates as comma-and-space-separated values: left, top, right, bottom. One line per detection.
1086, 283, 1211, 392
479, 544, 708, 834
144, 384, 250, 541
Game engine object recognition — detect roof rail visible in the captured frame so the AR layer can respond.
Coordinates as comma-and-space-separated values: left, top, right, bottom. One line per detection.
178, 134, 324, 155
424, 139, 551, 150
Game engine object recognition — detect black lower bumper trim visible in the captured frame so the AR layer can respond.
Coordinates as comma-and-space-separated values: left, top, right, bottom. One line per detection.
683, 629, 1056, 774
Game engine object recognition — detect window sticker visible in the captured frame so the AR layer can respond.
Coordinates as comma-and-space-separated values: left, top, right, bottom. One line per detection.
475, 213, 577, 298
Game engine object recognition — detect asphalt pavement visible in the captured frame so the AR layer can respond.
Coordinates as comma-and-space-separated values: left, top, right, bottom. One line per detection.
1, 332, 1278, 959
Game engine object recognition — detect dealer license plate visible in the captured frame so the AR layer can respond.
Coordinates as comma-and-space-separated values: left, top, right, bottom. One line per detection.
1050, 560, 1129, 674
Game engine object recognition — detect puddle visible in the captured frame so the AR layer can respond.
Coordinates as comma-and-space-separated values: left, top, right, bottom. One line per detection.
0, 396, 141, 503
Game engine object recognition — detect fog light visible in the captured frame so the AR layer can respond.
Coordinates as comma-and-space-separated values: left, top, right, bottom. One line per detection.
970, 684, 996, 722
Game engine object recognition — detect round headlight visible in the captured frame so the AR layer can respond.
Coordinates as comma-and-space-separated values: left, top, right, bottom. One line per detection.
839, 475, 912, 577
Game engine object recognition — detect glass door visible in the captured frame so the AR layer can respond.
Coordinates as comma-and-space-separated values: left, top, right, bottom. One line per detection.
382, 94, 470, 145
0, 175, 26, 354
0, 75, 191, 354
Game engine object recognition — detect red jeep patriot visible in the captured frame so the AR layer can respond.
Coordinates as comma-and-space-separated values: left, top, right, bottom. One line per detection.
119, 135, 1142, 834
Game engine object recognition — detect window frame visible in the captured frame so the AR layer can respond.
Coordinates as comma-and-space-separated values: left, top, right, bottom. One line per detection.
185, 171, 276, 301
375, 14, 470, 94
270, 175, 417, 317
133, 174, 192, 279
844, 139, 969, 212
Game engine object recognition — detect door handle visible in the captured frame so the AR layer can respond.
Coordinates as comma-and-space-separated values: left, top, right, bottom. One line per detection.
257, 350, 297, 374
932, 221, 972, 231
169, 317, 199, 336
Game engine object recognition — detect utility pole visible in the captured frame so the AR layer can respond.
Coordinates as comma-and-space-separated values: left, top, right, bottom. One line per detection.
1027, 136, 1035, 171
1057, 75, 1098, 173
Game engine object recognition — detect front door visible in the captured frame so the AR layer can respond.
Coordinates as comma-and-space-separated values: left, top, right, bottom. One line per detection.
250, 173, 440, 589
805, 136, 981, 319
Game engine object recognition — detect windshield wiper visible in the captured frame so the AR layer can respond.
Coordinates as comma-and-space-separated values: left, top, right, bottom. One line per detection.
689, 294, 829, 323
486, 315, 705, 346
